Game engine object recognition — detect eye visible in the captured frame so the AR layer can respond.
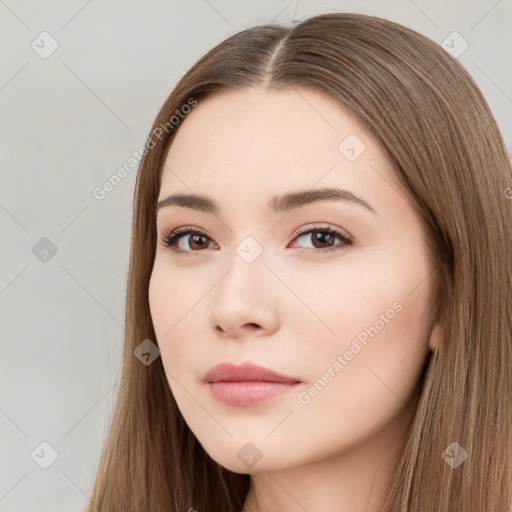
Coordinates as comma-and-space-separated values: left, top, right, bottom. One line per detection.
159, 224, 353, 256
290, 224, 353, 254
160, 226, 217, 255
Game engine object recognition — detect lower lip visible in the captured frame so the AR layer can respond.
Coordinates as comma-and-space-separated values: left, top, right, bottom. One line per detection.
208, 381, 301, 406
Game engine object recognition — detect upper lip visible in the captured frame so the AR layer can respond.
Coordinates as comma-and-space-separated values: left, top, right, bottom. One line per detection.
203, 362, 301, 383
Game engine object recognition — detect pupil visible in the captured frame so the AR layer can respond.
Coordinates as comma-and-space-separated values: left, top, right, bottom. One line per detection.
191, 234, 207, 249
313, 232, 332, 248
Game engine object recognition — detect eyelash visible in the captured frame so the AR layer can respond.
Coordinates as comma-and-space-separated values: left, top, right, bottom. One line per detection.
159, 224, 353, 257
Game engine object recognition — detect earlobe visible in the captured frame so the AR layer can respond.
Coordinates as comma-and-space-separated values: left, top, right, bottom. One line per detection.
429, 321, 444, 352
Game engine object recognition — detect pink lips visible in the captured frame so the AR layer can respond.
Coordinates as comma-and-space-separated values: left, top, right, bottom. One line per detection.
203, 362, 301, 406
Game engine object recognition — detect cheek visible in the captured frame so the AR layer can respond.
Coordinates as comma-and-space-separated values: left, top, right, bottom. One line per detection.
148, 259, 210, 379
275, 252, 405, 348
288, 250, 433, 441
148, 262, 187, 366
148, 258, 199, 329
148, 263, 172, 338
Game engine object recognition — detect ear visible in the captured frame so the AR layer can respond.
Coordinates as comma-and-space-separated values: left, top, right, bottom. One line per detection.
428, 320, 444, 352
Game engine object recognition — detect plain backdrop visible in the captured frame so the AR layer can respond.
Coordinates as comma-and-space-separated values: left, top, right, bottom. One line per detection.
1, 1, 511, 510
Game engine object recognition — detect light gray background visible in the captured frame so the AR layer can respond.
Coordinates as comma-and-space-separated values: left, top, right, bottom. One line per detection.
1, 1, 510, 510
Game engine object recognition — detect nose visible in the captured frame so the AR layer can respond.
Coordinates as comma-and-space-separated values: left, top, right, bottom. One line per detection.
209, 252, 280, 338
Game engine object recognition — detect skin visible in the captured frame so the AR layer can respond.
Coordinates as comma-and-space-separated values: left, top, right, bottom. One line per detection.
148, 86, 440, 512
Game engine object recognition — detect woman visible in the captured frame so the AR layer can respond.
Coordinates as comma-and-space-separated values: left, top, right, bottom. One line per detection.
87, 12, 512, 512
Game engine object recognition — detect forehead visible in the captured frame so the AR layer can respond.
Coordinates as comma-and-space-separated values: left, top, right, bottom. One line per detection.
159, 87, 403, 212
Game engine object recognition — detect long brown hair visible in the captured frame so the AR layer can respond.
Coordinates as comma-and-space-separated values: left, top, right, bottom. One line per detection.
87, 12, 512, 511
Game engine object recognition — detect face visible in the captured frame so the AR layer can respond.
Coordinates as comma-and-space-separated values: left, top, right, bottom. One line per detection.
148, 87, 438, 474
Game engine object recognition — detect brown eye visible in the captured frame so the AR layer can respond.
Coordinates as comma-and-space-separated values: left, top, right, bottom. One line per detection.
161, 228, 217, 254
292, 226, 353, 253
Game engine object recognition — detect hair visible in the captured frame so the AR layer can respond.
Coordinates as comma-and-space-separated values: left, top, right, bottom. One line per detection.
86, 11, 512, 512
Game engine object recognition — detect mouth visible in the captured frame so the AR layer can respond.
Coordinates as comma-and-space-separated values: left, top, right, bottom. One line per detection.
203, 361, 302, 406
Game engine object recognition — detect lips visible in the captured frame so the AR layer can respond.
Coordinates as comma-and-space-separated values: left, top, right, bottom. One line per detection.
203, 361, 301, 384
203, 361, 302, 406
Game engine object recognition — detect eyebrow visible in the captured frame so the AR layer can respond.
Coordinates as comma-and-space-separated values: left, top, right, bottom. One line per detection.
156, 187, 376, 215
